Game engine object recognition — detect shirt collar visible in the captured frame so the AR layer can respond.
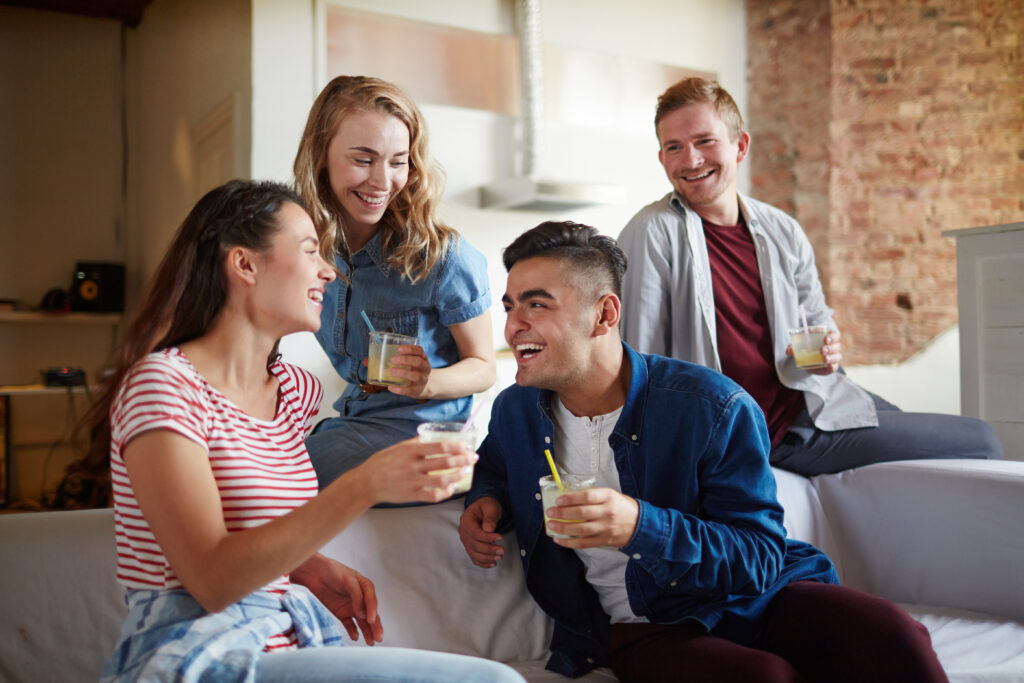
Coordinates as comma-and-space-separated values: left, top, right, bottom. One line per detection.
536, 342, 648, 446
669, 190, 754, 228
351, 230, 391, 275
668, 190, 688, 213
613, 342, 647, 446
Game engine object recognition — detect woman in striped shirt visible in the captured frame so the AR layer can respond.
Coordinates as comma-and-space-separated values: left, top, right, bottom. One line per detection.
83, 179, 523, 683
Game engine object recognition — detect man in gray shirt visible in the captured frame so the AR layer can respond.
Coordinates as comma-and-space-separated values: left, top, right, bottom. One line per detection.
617, 76, 1001, 475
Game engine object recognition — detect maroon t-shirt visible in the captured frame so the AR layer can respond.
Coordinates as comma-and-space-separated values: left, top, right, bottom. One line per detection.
703, 217, 805, 446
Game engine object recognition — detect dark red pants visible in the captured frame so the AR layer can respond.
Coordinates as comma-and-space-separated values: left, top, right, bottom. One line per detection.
607, 581, 948, 683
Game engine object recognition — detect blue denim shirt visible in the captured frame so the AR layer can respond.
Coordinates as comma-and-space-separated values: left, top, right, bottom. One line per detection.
315, 231, 491, 422
468, 343, 837, 678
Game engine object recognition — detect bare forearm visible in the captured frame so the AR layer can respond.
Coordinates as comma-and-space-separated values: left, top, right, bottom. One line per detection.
180, 468, 374, 612
132, 432, 472, 614
422, 356, 495, 400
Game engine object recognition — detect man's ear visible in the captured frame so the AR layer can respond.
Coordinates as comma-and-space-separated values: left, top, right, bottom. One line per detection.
226, 246, 258, 286
736, 130, 751, 164
593, 293, 621, 337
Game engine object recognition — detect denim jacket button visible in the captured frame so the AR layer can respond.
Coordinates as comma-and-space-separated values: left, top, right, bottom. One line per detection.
520, 549, 527, 557
632, 553, 641, 560
535, 493, 541, 500
337, 311, 344, 320
631, 434, 638, 441
670, 580, 677, 587
544, 436, 551, 444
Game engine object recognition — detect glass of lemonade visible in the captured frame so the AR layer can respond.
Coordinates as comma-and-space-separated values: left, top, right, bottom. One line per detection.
789, 325, 829, 369
367, 331, 418, 386
417, 421, 480, 494
539, 474, 596, 539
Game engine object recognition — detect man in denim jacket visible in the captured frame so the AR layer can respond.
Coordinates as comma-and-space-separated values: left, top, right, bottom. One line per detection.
458, 221, 948, 682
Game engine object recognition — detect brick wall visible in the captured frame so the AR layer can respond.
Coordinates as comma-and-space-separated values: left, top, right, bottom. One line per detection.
747, 0, 1024, 364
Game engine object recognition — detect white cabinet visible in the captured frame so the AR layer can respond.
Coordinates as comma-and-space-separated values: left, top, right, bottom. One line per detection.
944, 222, 1024, 461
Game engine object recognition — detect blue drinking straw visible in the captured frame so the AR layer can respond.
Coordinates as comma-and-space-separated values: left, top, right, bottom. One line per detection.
360, 310, 376, 332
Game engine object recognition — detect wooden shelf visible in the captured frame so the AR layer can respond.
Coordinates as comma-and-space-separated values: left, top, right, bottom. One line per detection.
0, 384, 101, 397
0, 311, 121, 324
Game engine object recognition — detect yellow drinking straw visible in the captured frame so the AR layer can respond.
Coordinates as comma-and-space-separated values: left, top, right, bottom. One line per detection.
544, 449, 564, 491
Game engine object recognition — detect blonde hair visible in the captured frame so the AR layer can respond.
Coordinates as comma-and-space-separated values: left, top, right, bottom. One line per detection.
655, 77, 745, 143
293, 75, 456, 283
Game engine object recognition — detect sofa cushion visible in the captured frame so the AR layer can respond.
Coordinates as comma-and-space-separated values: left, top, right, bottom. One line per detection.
903, 604, 1024, 681
318, 497, 553, 662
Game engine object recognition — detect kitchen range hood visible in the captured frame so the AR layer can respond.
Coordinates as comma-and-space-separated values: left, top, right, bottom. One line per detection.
479, 0, 624, 211
480, 177, 625, 212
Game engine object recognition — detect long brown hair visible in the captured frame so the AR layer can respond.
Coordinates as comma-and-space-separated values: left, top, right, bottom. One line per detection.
293, 75, 456, 283
75, 179, 305, 487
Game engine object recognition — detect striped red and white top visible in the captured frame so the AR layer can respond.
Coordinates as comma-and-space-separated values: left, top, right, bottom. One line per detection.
109, 348, 322, 648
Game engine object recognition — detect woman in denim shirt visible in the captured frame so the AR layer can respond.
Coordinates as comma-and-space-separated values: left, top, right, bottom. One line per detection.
294, 76, 496, 486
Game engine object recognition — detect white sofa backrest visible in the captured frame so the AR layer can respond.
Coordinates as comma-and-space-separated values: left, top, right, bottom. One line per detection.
6, 459, 1021, 683
319, 498, 553, 660
812, 460, 1024, 622
772, 467, 845, 582
0, 508, 124, 682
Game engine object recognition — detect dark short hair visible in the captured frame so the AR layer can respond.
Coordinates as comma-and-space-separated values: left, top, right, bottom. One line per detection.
502, 221, 627, 299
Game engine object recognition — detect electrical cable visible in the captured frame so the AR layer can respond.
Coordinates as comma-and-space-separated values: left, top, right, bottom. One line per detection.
38, 386, 78, 507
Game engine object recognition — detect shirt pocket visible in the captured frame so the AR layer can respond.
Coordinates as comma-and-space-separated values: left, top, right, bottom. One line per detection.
365, 309, 420, 341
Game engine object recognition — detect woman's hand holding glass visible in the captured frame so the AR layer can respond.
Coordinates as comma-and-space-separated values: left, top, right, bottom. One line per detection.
384, 344, 432, 398
355, 437, 476, 504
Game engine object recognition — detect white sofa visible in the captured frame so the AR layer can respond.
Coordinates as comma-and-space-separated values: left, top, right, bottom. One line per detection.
2, 459, 1023, 682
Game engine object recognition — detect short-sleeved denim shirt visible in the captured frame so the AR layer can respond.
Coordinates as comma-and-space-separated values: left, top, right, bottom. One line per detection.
314, 230, 491, 423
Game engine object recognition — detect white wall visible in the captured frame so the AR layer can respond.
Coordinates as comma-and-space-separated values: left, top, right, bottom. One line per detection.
129, 0, 252, 296
249, 0, 316, 184
0, 0, 252, 504
0, 7, 128, 503
256, 0, 749, 407
846, 326, 961, 415
256, 0, 962, 418
0, 7, 124, 310
0, 0, 961, 505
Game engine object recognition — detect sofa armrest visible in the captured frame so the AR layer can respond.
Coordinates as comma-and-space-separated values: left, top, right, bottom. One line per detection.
772, 467, 845, 581
0, 508, 125, 682
813, 459, 1024, 622
317, 497, 553, 662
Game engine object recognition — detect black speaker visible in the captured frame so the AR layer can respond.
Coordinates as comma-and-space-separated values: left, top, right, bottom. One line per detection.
69, 262, 125, 313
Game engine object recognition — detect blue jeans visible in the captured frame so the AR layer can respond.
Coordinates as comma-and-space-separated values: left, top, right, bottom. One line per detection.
254, 646, 525, 683
305, 417, 419, 489
770, 391, 1003, 476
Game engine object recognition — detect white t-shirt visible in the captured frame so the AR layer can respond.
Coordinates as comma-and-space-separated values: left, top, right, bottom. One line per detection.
551, 397, 647, 624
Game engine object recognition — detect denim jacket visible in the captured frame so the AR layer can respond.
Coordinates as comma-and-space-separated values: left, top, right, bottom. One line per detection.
468, 344, 837, 678
102, 586, 345, 682
315, 231, 491, 423
618, 192, 877, 432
